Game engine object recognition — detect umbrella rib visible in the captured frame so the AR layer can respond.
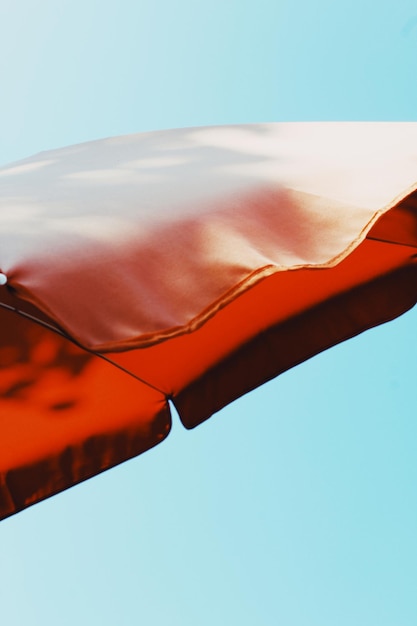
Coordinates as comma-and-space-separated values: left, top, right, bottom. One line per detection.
0, 300, 168, 397
367, 235, 417, 248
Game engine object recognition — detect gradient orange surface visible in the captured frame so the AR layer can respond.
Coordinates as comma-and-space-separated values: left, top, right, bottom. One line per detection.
2, 123, 417, 353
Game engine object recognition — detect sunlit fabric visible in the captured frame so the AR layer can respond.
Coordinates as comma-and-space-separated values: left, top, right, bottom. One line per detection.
0, 123, 416, 518
1, 123, 417, 351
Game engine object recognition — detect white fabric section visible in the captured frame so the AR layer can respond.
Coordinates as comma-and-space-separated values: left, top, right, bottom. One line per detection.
0, 123, 416, 350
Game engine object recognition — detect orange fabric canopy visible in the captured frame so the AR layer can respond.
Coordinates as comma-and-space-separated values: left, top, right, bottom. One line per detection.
1, 123, 416, 519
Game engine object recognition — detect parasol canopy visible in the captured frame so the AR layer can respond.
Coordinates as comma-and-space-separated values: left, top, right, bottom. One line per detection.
1, 122, 416, 520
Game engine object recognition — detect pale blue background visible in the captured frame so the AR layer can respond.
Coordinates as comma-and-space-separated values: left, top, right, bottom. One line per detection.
1, 2, 416, 624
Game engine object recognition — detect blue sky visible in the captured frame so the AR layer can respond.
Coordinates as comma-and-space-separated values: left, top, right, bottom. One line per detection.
0, 2, 416, 625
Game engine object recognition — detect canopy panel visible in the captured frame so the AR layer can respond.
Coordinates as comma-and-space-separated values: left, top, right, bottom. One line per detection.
1, 123, 417, 351
0, 289, 170, 520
